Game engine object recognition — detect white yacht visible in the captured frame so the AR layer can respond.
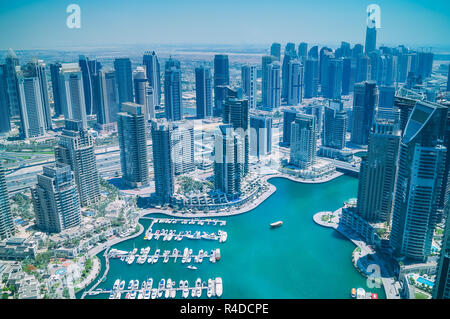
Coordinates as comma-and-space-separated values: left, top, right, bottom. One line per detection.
165, 279, 172, 298
182, 281, 189, 298
195, 278, 202, 298
146, 278, 153, 290
187, 265, 197, 270
151, 288, 157, 299
207, 279, 213, 298
215, 277, 223, 297
113, 279, 120, 290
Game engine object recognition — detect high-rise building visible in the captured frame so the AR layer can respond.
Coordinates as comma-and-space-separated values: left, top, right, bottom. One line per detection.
117, 102, 149, 188
0, 64, 11, 133
390, 101, 448, 262
282, 108, 298, 145
264, 61, 281, 110
365, 25, 377, 54
223, 97, 249, 175
214, 54, 229, 111
319, 47, 333, 86
17, 70, 47, 138
59, 63, 88, 129
4, 49, 21, 118
298, 42, 308, 63
55, 119, 100, 207
417, 52, 434, 79
261, 55, 276, 107
250, 114, 272, 157
290, 113, 317, 169
145, 84, 156, 121
270, 43, 281, 61
32, 163, 81, 233
143, 51, 161, 106
322, 58, 343, 99
241, 65, 257, 109
351, 81, 378, 145
356, 55, 370, 83
133, 66, 147, 107
34, 163, 81, 232
0, 162, 14, 240
287, 59, 304, 105
214, 124, 245, 199
356, 120, 401, 223
151, 119, 175, 204
79, 55, 101, 115
114, 58, 134, 105
323, 101, 347, 150
164, 58, 183, 121
49, 62, 63, 117
341, 57, 354, 95
303, 58, 319, 98
195, 66, 213, 119
94, 69, 119, 130
433, 216, 450, 299
282, 51, 295, 100
171, 121, 195, 175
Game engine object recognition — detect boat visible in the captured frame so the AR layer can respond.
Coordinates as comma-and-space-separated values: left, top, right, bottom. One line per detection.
129, 291, 136, 299
113, 279, 120, 290
147, 278, 153, 290
132, 248, 138, 254
158, 279, 165, 298
141, 281, 147, 290
119, 280, 125, 290
215, 277, 223, 297
270, 221, 283, 228
137, 291, 144, 299
144, 290, 151, 299
198, 249, 204, 263
351, 288, 356, 298
195, 278, 202, 298
372, 293, 378, 299
165, 279, 172, 298
182, 281, 189, 298
210, 250, 216, 263
215, 248, 221, 261
151, 288, 157, 299
170, 280, 176, 298
128, 280, 134, 290
133, 280, 139, 290
187, 265, 198, 270
114, 292, 121, 299
356, 288, 366, 299
207, 279, 213, 298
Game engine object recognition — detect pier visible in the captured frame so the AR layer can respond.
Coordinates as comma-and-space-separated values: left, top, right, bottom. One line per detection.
140, 217, 227, 227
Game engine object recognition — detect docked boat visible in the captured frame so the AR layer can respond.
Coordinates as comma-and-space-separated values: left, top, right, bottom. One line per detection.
158, 279, 165, 298
207, 279, 213, 298
119, 280, 125, 290
195, 278, 202, 298
170, 281, 176, 298
270, 221, 283, 228
109, 291, 115, 299
113, 279, 120, 290
372, 293, 378, 299
215, 248, 221, 261
165, 279, 172, 298
133, 280, 140, 291
137, 291, 144, 299
182, 281, 189, 298
356, 288, 366, 299
351, 288, 356, 298
198, 250, 204, 263
128, 280, 134, 290
144, 290, 151, 299
132, 248, 138, 254
151, 288, 157, 299
215, 277, 223, 297
129, 291, 136, 299
147, 278, 153, 290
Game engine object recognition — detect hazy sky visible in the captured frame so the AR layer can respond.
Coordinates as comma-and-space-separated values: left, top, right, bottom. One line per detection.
0, 0, 449, 50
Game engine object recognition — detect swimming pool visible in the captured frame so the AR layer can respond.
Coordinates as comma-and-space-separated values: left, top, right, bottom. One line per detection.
416, 277, 434, 287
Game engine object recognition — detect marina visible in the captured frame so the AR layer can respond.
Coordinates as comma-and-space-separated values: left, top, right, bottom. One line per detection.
87, 277, 223, 299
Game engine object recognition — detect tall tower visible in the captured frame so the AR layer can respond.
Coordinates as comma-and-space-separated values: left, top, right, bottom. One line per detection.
195, 66, 213, 119
322, 58, 343, 99
55, 119, 100, 207
390, 101, 448, 262
264, 61, 281, 110
304, 58, 319, 98
261, 55, 276, 108
117, 102, 149, 188
250, 114, 272, 157
49, 62, 63, 117
282, 108, 298, 146
351, 81, 378, 145
4, 49, 21, 117
94, 69, 119, 130
290, 113, 317, 169
365, 25, 377, 54
433, 215, 450, 299
143, 51, 161, 106
0, 64, 11, 133
323, 101, 347, 150
151, 119, 175, 204
164, 58, 183, 121
114, 57, 134, 105
287, 59, 304, 106
0, 162, 14, 240
33, 163, 81, 233
241, 65, 257, 110
214, 55, 230, 112
79, 55, 101, 115
356, 120, 401, 223
270, 43, 281, 61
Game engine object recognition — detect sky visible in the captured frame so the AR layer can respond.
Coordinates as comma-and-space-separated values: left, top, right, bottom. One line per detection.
0, 0, 449, 50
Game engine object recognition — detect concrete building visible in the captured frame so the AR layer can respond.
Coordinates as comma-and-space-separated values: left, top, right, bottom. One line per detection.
195, 66, 213, 119
351, 81, 378, 145
241, 65, 257, 109
250, 114, 272, 157
290, 113, 317, 169
0, 162, 14, 240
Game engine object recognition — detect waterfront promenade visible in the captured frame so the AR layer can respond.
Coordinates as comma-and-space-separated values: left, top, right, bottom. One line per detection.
313, 210, 400, 299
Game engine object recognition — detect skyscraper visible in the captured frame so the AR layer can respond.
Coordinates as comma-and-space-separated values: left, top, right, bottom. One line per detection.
59, 63, 88, 129
356, 55, 370, 83
0, 162, 14, 240
0, 64, 11, 133
261, 55, 276, 107
117, 102, 149, 188
323, 101, 347, 150
195, 66, 213, 119
55, 119, 100, 207
303, 58, 319, 98
143, 51, 161, 106
322, 58, 343, 99
282, 47, 297, 100
32, 163, 81, 233
351, 81, 378, 145
264, 61, 281, 110
290, 113, 317, 169
356, 120, 401, 223
270, 43, 281, 61
390, 101, 448, 262
4, 49, 21, 118
49, 62, 63, 117
145, 84, 156, 121
223, 97, 249, 175
287, 59, 304, 106
241, 65, 257, 110
214, 124, 245, 199
433, 216, 450, 299
151, 119, 175, 204
164, 58, 183, 121
171, 121, 195, 175
341, 57, 354, 95
133, 66, 147, 107
365, 25, 377, 54
250, 114, 272, 157
79, 55, 101, 115
94, 69, 119, 130
298, 42, 308, 63
114, 57, 134, 105
282, 108, 298, 146
214, 54, 229, 111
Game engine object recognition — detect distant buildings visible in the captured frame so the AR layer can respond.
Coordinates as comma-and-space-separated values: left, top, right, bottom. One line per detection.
264, 61, 281, 110
143, 51, 161, 106
214, 55, 230, 113
270, 43, 281, 61
151, 119, 175, 204
241, 65, 257, 110
287, 59, 303, 105
114, 57, 133, 105
55, 119, 100, 207
282, 108, 298, 146
117, 102, 149, 188
261, 55, 276, 108
195, 66, 213, 119
322, 58, 343, 99
303, 58, 319, 98
214, 124, 245, 199
171, 121, 195, 175
0, 64, 11, 133
365, 25, 377, 54
351, 81, 378, 145
32, 163, 81, 233
94, 69, 119, 130
390, 100, 448, 262
322, 101, 347, 150
164, 58, 183, 121
4, 49, 21, 118
250, 114, 272, 157
79, 55, 101, 115
357, 120, 401, 223
290, 113, 317, 169
0, 162, 14, 240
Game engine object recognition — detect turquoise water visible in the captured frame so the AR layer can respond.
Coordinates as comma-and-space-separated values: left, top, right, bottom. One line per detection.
82, 175, 386, 299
